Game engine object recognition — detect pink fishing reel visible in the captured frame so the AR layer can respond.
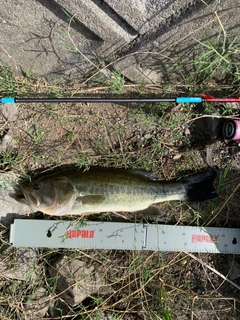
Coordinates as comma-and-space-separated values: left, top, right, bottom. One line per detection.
222, 119, 240, 142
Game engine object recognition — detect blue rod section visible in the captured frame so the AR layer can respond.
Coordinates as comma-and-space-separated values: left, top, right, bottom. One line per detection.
176, 97, 202, 103
1, 97, 15, 104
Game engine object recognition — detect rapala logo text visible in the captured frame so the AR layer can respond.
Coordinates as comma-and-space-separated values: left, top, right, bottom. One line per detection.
192, 234, 219, 243
66, 229, 95, 239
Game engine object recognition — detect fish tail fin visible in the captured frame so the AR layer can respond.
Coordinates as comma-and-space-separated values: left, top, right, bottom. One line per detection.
183, 171, 217, 202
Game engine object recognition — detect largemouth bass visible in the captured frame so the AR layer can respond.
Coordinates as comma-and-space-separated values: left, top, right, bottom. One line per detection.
16, 168, 217, 216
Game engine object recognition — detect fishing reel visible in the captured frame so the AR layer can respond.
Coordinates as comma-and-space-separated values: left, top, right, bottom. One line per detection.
222, 119, 240, 145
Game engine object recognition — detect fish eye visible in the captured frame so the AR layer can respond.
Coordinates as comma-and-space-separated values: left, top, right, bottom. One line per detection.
33, 182, 41, 190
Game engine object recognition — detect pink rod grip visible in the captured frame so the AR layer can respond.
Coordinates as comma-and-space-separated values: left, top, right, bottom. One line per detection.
232, 120, 240, 140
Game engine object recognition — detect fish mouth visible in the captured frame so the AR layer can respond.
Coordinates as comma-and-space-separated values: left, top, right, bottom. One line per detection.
18, 186, 41, 207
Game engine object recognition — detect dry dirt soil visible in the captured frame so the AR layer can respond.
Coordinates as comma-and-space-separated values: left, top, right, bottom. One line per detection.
1, 86, 240, 319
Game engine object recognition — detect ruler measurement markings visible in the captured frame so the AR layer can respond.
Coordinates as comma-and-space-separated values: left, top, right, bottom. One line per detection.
9, 220, 240, 253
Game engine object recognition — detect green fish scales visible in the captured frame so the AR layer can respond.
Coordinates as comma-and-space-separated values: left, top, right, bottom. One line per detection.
17, 167, 217, 216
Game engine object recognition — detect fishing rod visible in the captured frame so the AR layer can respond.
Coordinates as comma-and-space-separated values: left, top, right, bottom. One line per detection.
2, 93, 240, 141
1, 93, 240, 104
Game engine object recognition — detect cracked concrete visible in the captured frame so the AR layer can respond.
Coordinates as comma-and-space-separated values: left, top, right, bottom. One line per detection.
0, 0, 239, 83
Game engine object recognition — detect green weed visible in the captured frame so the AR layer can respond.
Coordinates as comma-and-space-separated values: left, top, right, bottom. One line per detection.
0, 151, 23, 170
0, 64, 17, 96
0, 62, 36, 97
25, 127, 48, 144
20, 66, 36, 80
109, 70, 125, 94
47, 83, 64, 98
61, 7, 76, 24
98, 212, 112, 221
74, 152, 91, 170
191, 30, 240, 84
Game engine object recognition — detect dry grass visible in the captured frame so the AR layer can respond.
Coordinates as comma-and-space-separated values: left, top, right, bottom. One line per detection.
0, 76, 240, 319
0, 1, 240, 318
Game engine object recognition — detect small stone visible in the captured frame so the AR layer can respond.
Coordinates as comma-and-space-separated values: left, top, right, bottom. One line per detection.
0, 171, 31, 225
0, 104, 19, 122
24, 287, 52, 318
48, 255, 107, 306
0, 133, 17, 152
0, 248, 39, 281
173, 154, 182, 160
144, 133, 152, 140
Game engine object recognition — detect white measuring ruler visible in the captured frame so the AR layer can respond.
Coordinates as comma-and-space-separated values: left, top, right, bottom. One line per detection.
9, 219, 240, 254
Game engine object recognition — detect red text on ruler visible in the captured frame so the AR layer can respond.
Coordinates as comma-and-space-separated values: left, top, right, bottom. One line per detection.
66, 229, 95, 239
192, 234, 219, 243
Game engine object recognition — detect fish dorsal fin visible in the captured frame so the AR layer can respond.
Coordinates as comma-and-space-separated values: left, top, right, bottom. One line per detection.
76, 195, 105, 205
130, 170, 159, 181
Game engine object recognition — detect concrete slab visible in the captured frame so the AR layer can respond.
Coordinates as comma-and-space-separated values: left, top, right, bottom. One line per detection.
55, 0, 138, 57
0, 0, 137, 81
0, 0, 239, 84
114, 0, 240, 83
104, 0, 195, 34
0, 0, 102, 80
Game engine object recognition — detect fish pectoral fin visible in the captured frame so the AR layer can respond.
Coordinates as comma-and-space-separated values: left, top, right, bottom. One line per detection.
134, 205, 163, 216
76, 195, 105, 205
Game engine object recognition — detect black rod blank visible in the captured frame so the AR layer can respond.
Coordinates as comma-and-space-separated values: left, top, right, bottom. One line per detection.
15, 98, 176, 103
